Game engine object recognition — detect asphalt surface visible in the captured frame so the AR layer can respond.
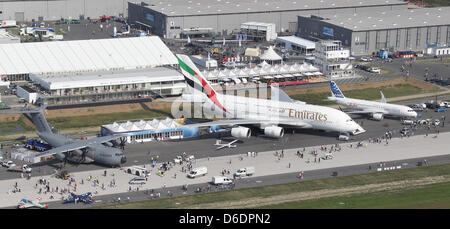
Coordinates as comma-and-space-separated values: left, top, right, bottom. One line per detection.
43, 153, 450, 209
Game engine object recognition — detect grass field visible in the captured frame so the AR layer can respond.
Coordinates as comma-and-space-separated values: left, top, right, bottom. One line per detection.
97, 163, 450, 209
48, 108, 172, 129
411, 0, 450, 7
0, 116, 34, 133
289, 83, 425, 106
262, 182, 450, 209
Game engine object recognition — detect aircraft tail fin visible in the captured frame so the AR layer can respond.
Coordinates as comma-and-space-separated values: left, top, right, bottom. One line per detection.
176, 54, 229, 114
330, 81, 345, 98
380, 91, 386, 103
0, 104, 53, 133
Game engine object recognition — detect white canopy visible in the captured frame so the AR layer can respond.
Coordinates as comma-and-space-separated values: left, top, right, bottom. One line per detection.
258, 60, 271, 67
260, 46, 282, 61
0, 36, 178, 76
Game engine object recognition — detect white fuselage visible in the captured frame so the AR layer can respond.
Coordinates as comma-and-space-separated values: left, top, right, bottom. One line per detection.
207, 93, 365, 135
328, 97, 418, 118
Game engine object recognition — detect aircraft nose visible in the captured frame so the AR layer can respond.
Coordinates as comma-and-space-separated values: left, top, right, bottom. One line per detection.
121, 156, 127, 164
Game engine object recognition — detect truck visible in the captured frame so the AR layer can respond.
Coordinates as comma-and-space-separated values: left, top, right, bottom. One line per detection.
8, 164, 32, 173
126, 166, 149, 177
0, 20, 17, 28
26, 139, 51, 151
234, 167, 255, 178
211, 176, 233, 185
187, 166, 207, 178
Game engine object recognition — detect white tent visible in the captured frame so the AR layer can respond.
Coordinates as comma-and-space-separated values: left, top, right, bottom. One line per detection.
268, 66, 279, 75
237, 68, 248, 77
228, 69, 237, 77
218, 70, 228, 78
248, 67, 259, 76
279, 65, 289, 74
259, 68, 268, 75
260, 46, 282, 61
258, 60, 271, 67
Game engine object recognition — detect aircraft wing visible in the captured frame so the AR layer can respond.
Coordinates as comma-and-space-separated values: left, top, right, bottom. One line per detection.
34, 134, 126, 158
216, 144, 228, 150
346, 109, 388, 115
183, 119, 310, 129
184, 118, 313, 129
183, 119, 269, 128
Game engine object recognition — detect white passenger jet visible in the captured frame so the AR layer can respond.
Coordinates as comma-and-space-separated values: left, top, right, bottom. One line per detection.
327, 81, 418, 121
175, 54, 365, 138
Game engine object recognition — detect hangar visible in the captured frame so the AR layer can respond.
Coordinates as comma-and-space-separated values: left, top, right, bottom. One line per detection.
297, 7, 450, 56
0, 0, 127, 22
0, 36, 184, 106
127, 0, 407, 38
0, 36, 178, 82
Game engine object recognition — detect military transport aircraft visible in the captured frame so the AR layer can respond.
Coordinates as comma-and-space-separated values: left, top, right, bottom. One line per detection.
2, 105, 127, 167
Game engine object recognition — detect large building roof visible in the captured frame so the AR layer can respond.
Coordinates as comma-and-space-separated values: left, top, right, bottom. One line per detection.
306, 7, 450, 31
276, 36, 315, 49
136, 0, 406, 17
0, 36, 178, 76
30, 67, 184, 90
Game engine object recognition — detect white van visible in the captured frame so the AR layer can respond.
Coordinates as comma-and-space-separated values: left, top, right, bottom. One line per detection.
188, 166, 207, 178
234, 167, 255, 178
338, 133, 350, 141
211, 176, 233, 185
129, 177, 147, 185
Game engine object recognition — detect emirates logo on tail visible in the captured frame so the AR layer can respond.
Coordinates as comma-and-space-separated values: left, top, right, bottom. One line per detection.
177, 55, 228, 114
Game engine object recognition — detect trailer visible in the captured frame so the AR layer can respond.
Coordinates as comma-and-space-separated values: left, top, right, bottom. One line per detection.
8, 164, 32, 173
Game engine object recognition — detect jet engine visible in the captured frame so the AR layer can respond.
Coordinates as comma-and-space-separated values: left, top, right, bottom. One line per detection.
371, 113, 384, 121
264, 126, 284, 138
231, 127, 251, 138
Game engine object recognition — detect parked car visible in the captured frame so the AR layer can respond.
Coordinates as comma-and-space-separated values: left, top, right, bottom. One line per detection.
360, 57, 373, 62
401, 120, 414, 125
234, 167, 255, 178
435, 107, 447, 112
368, 67, 381, 74
128, 177, 147, 185
2, 161, 16, 168
409, 104, 424, 111
400, 127, 411, 135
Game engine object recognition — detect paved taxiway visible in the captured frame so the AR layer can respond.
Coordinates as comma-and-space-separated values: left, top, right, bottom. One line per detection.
1, 129, 450, 208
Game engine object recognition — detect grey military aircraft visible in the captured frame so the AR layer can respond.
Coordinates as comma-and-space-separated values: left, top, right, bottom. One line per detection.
3, 105, 127, 167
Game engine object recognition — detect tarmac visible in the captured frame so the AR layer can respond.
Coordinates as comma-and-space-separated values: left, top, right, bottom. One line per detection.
1, 130, 450, 208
